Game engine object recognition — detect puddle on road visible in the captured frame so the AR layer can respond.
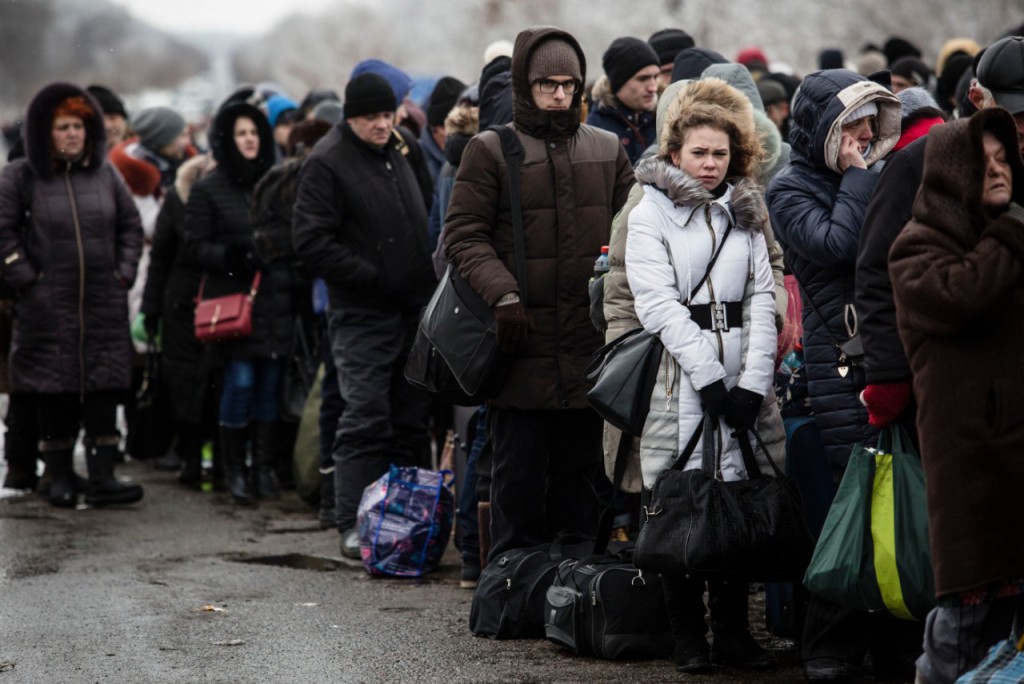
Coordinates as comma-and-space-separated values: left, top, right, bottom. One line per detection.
232, 553, 348, 572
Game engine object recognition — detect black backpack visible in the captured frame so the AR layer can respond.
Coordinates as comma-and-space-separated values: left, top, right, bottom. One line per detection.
250, 157, 302, 265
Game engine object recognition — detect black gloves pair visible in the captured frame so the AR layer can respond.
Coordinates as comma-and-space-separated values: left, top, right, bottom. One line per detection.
494, 298, 528, 353
224, 244, 263, 275
698, 380, 763, 432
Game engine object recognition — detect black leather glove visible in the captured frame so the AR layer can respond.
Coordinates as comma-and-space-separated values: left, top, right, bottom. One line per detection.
698, 380, 731, 422
143, 315, 160, 340
728, 386, 764, 433
224, 244, 252, 275
493, 296, 528, 353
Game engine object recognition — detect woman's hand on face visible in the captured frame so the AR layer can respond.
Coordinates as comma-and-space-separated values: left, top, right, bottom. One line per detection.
837, 133, 867, 172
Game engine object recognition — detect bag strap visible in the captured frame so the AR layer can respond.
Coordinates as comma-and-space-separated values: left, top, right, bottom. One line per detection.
487, 124, 529, 308
687, 212, 734, 304
670, 416, 707, 472
790, 271, 857, 349
739, 427, 785, 479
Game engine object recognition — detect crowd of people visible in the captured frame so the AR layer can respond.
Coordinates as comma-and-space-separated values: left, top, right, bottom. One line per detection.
1, 22, 1024, 684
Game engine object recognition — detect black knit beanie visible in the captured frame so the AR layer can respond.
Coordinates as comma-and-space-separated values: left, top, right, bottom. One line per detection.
86, 84, 127, 118
670, 47, 728, 83
527, 38, 582, 84
343, 73, 397, 119
602, 37, 660, 93
883, 36, 921, 65
427, 76, 467, 127
647, 29, 695, 66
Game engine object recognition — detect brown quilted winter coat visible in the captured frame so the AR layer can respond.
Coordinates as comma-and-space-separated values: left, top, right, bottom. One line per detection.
444, 26, 634, 410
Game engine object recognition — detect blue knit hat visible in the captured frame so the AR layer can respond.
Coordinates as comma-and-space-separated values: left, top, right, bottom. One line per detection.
265, 94, 298, 128
350, 59, 413, 102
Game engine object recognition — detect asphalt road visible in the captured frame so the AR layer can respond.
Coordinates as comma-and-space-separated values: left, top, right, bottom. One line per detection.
0, 458, 868, 684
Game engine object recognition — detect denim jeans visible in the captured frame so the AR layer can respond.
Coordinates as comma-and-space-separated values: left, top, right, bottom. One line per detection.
219, 357, 285, 427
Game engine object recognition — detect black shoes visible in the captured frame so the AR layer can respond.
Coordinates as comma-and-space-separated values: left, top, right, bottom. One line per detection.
673, 634, 712, 674
804, 658, 854, 683
711, 627, 776, 669
84, 445, 144, 506
460, 563, 481, 589
339, 528, 361, 560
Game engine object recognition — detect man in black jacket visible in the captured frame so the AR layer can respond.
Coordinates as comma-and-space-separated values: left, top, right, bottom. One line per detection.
293, 73, 437, 559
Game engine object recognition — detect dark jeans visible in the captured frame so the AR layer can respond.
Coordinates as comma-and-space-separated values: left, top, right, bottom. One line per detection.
318, 313, 345, 472
488, 407, 601, 562
456, 406, 487, 568
36, 390, 120, 444
327, 306, 431, 531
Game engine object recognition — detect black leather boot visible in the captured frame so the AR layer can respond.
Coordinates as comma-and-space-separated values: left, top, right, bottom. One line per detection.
3, 394, 39, 490
40, 441, 77, 508
84, 438, 144, 506
709, 580, 775, 669
176, 423, 203, 489
663, 575, 712, 673
220, 426, 253, 504
250, 421, 279, 499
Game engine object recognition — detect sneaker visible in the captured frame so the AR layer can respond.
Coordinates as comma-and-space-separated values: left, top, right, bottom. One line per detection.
339, 528, 361, 560
460, 563, 481, 589
804, 658, 854, 683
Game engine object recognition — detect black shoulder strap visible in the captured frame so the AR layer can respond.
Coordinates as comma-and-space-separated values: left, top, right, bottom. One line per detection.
487, 124, 528, 308
593, 430, 633, 556
687, 207, 733, 303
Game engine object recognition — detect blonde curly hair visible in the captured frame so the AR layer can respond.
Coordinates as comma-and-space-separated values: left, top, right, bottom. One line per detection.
659, 77, 763, 181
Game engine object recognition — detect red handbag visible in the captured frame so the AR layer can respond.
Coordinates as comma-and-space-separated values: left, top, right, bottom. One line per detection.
193, 272, 261, 344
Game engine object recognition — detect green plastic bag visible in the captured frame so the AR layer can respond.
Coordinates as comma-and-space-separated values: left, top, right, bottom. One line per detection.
803, 424, 934, 620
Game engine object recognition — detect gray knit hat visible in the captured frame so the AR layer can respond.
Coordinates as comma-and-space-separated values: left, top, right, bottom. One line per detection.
527, 38, 582, 84
131, 106, 186, 151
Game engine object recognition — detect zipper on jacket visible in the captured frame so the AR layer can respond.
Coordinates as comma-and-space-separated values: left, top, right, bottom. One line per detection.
65, 162, 87, 399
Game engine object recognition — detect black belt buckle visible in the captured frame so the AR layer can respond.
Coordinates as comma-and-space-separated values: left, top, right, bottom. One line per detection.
711, 302, 730, 332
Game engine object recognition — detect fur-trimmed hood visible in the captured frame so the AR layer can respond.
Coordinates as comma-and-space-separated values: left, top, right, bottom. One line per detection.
174, 153, 216, 205
591, 74, 615, 108
634, 156, 766, 232
24, 82, 107, 180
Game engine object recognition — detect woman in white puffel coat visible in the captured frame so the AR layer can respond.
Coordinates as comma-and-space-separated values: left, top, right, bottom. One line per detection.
625, 77, 777, 674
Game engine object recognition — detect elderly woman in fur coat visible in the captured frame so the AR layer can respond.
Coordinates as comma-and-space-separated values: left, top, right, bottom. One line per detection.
890, 108, 1024, 684
625, 77, 777, 673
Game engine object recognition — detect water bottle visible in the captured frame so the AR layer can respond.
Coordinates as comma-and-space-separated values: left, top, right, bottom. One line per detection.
593, 245, 610, 279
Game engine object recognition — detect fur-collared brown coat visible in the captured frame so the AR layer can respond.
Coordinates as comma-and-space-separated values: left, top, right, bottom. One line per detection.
444, 26, 635, 410
889, 109, 1024, 598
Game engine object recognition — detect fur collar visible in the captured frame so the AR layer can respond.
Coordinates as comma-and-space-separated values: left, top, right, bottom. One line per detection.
174, 154, 215, 205
634, 156, 766, 232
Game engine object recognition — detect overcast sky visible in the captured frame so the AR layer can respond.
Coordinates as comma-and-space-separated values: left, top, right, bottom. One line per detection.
107, 0, 338, 35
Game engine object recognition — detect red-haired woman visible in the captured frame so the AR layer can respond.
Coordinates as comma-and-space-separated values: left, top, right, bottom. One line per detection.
0, 83, 144, 508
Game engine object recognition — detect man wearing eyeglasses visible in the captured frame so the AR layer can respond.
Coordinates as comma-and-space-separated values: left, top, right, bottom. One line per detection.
586, 36, 661, 166
445, 26, 634, 563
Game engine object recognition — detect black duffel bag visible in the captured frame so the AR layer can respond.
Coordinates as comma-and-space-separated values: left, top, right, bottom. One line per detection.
635, 416, 814, 582
545, 550, 673, 660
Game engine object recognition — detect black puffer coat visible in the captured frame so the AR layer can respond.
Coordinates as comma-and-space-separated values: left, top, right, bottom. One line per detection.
0, 82, 143, 394
184, 103, 294, 360
765, 69, 900, 471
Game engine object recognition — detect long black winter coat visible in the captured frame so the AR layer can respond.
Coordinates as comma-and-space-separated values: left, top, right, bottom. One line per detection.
765, 69, 900, 471
292, 124, 436, 312
184, 103, 293, 360
141, 155, 216, 422
0, 82, 143, 395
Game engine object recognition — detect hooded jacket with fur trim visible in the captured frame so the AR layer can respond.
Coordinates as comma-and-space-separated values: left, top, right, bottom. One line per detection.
0, 82, 143, 394
627, 157, 776, 487
586, 74, 657, 166
766, 69, 900, 471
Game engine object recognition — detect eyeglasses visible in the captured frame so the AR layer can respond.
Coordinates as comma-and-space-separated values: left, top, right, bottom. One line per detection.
534, 78, 579, 95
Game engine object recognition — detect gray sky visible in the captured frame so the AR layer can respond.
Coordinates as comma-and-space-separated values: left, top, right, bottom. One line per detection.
107, 0, 338, 35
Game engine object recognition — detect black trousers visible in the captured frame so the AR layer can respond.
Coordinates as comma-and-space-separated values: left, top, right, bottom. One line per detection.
801, 594, 924, 664
36, 390, 120, 445
487, 407, 601, 562
327, 306, 431, 531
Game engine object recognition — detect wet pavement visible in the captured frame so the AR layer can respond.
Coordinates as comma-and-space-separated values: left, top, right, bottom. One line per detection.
0, 459, 904, 683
